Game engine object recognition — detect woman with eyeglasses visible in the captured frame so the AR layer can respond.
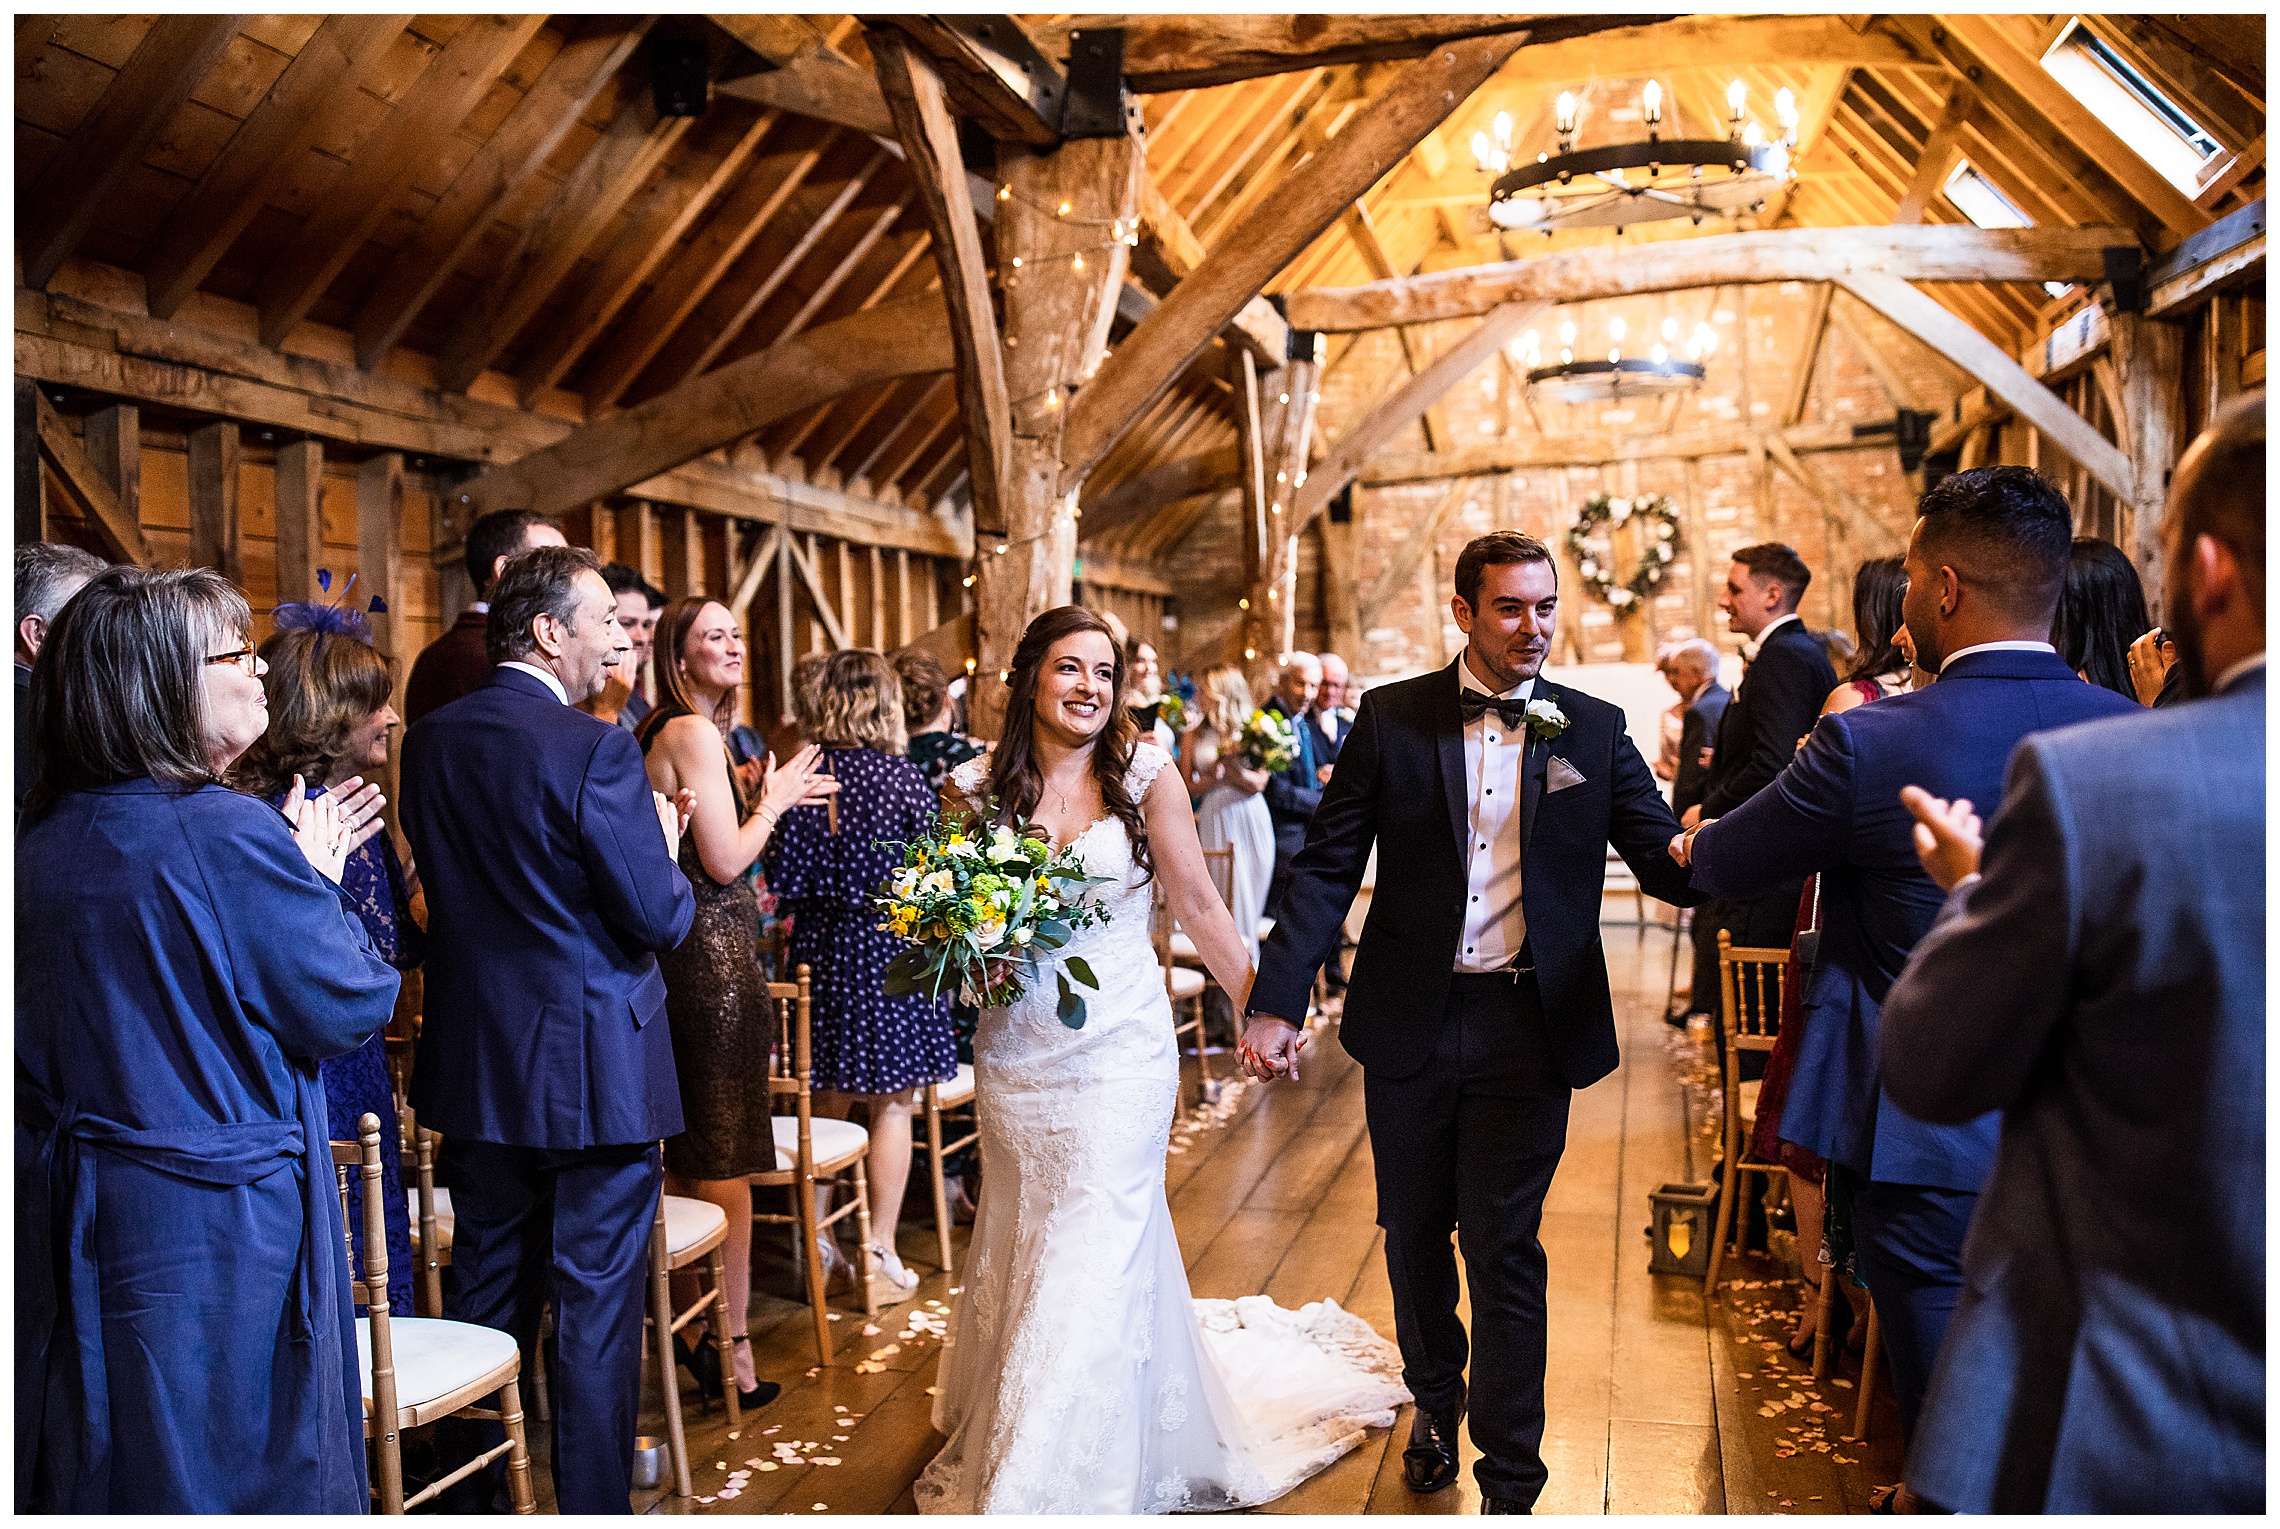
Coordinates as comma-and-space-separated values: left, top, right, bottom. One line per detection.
17, 566, 401, 1512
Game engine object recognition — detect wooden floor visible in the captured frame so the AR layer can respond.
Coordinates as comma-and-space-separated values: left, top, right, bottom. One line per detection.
491, 913, 1901, 1514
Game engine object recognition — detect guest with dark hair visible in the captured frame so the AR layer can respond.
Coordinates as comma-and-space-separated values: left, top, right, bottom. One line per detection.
894, 645, 983, 794
400, 543, 696, 1511
1825, 555, 1913, 713
1678, 541, 1836, 1029
1123, 636, 1179, 755
14, 541, 108, 820
598, 561, 666, 729
1678, 466, 2139, 1510
404, 508, 566, 724
19, 565, 399, 1512
637, 596, 834, 1406
232, 606, 421, 1317
2051, 536, 2152, 700
765, 649, 955, 1298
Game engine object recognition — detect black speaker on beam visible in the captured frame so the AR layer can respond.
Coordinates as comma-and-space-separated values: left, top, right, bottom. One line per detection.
1894, 408, 1936, 474
1328, 484, 1354, 524
650, 38, 710, 118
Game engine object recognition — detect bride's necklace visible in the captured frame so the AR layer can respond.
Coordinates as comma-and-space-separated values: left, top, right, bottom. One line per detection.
1042, 762, 1097, 822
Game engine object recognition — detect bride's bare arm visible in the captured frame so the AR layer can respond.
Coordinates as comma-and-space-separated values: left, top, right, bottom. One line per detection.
1139, 765, 1254, 1010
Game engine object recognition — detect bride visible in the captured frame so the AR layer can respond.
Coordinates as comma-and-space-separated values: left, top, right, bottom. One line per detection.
917, 606, 1408, 1515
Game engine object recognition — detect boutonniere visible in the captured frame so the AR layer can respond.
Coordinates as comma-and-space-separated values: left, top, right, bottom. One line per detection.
1523, 697, 1569, 743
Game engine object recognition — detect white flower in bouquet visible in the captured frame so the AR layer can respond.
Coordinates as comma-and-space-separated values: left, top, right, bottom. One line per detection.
986, 825, 1026, 864
968, 914, 1008, 951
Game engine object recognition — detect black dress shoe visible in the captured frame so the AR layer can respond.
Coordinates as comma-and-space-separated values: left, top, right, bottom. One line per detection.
1482, 1495, 1532, 1514
1403, 1403, 1463, 1494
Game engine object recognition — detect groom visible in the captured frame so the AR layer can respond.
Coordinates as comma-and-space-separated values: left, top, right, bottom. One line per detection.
1243, 531, 1699, 1511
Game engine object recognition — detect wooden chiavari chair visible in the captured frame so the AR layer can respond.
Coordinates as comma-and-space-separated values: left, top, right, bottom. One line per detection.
1150, 871, 1218, 1107
644, 1190, 742, 1496
1703, 929, 1791, 1296
920, 1063, 978, 1274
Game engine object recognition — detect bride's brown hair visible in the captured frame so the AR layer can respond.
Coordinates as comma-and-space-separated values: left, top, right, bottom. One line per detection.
981, 604, 1152, 880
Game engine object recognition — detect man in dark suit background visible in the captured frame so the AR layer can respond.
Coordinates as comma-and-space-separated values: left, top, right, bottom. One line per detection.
1678, 468, 2139, 1504
1243, 533, 1699, 1512
1259, 651, 1325, 917
401, 545, 695, 1512
1679, 543, 1835, 1027
1882, 399, 2265, 1513
1309, 651, 1354, 761
1665, 638, 1728, 821
13, 542, 106, 821
404, 508, 567, 724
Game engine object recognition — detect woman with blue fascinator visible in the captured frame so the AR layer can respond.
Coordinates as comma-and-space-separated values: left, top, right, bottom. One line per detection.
230, 591, 420, 1315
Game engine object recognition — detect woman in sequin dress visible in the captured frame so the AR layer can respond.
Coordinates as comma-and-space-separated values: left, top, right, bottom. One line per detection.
765, 650, 957, 1297
231, 612, 419, 1315
639, 597, 837, 1405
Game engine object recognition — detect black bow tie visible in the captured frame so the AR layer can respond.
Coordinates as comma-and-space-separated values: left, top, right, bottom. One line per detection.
1459, 690, 1532, 728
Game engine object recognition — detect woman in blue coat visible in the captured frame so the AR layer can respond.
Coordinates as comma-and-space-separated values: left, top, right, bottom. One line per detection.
16, 566, 402, 1512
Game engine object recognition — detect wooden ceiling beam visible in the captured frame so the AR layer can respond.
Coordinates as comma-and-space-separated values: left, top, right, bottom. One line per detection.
257, 14, 547, 349
514, 103, 779, 406
868, 16, 1066, 147
1780, 282, 1837, 425
141, 12, 413, 320
873, 25, 1016, 532
462, 294, 950, 518
352, 17, 651, 371
34, 393, 151, 565
1130, 178, 1289, 365
437, 94, 695, 393
579, 128, 839, 412
1286, 224, 2137, 330
1294, 299, 1545, 531
1836, 271, 2134, 502
1060, 35, 1528, 494
718, 50, 895, 139
1080, 442, 1241, 539
21, 14, 242, 291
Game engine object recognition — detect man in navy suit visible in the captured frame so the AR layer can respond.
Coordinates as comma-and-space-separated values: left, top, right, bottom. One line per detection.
1243, 534, 1700, 1511
1680, 545, 1835, 1028
1665, 639, 1729, 822
1260, 652, 1325, 918
1677, 468, 2138, 1495
1883, 399, 2264, 1513
401, 545, 696, 1512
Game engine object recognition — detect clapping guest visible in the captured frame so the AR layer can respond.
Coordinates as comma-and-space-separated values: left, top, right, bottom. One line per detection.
19, 566, 400, 1512
597, 563, 665, 729
895, 646, 983, 794
764, 650, 956, 1297
638, 597, 836, 1409
231, 607, 421, 1317
2051, 536, 2152, 700
1881, 399, 2264, 1512
1124, 636, 1178, 755
15, 542, 108, 820
1311, 651, 1354, 761
1185, 664, 1276, 968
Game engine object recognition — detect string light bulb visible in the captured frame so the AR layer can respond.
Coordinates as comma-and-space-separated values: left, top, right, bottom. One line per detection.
1071, 251, 1084, 271
1238, 598, 1250, 610
1058, 200, 1072, 216
997, 185, 1011, 202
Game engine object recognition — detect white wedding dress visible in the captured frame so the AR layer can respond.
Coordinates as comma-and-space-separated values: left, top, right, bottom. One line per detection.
917, 744, 1408, 1514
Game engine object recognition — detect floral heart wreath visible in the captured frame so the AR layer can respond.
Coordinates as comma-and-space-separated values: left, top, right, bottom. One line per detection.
1566, 493, 1682, 613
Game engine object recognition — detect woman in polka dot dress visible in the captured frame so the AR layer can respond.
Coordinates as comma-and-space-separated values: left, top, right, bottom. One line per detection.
764, 649, 956, 1295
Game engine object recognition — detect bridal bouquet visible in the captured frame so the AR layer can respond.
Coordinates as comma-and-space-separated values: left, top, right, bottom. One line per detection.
875, 811, 1115, 1028
1237, 707, 1300, 773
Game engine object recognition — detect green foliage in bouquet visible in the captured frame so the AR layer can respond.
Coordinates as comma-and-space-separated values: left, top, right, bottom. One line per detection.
874, 806, 1116, 1028
1237, 707, 1300, 773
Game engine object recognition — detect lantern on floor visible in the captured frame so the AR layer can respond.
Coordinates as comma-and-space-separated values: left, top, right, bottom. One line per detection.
1648, 1180, 1719, 1278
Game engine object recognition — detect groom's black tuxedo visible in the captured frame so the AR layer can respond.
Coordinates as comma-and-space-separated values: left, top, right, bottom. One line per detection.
1250, 656, 1699, 1506
1251, 658, 1698, 1083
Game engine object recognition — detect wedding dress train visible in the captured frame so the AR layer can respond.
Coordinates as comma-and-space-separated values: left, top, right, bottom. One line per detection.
916, 745, 1408, 1514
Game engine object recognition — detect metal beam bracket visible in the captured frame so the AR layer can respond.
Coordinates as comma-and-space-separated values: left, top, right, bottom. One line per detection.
2103, 246, 2147, 314
1059, 28, 1136, 139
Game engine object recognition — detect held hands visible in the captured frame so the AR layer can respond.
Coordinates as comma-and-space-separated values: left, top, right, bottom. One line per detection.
281, 772, 376, 884
1900, 785, 1983, 892
1238, 1014, 1306, 1083
1667, 816, 1710, 867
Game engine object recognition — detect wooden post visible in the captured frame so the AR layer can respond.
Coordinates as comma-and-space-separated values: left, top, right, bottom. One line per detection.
589, 502, 618, 565
634, 501, 662, 589
682, 508, 706, 595
868, 544, 886, 649
357, 451, 407, 807
187, 421, 242, 584
1231, 348, 1272, 665
776, 501, 795, 718
16, 379, 44, 545
1257, 341, 1323, 662
969, 129, 1143, 735
1317, 511, 1362, 666
83, 404, 140, 531
275, 437, 326, 605
2109, 311, 2186, 594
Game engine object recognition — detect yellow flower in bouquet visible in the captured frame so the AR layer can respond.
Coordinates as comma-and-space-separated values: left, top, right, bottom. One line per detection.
874, 808, 1115, 1028
1237, 708, 1300, 772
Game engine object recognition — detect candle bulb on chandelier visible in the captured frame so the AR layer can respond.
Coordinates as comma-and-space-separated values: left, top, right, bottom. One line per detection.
1555, 91, 1577, 138
1642, 80, 1662, 128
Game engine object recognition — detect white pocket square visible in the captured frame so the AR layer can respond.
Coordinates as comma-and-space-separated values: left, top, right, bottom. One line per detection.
1546, 756, 1586, 794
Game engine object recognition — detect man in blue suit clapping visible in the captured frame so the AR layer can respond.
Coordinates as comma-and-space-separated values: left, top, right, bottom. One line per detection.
1674, 468, 2137, 1501
402, 545, 696, 1512
1883, 398, 2264, 1513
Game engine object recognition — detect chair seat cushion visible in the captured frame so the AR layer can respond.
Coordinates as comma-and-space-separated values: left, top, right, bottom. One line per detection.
359, 1316, 517, 1414
933, 1062, 977, 1107
773, 1114, 872, 1172
1737, 1079, 1761, 1134
1168, 930, 1201, 964
406, 1187, 453, 1251
662, 1193, 727, 1257
1167, 965, 1207, 1000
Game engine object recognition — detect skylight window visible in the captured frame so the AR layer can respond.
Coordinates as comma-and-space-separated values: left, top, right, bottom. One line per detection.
1942, 164, 2072, 299
2041, 20, 2221, 193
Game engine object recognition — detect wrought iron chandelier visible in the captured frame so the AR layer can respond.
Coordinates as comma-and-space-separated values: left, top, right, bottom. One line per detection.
1477, 79, 1799, 235
1515, 311, 1718, 404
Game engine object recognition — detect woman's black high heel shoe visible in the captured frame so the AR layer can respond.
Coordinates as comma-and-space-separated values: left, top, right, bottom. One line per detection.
679, 1331, 779, 1408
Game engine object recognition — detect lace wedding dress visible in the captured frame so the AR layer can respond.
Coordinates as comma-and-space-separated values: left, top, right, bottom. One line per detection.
917, 744, 1408, 1514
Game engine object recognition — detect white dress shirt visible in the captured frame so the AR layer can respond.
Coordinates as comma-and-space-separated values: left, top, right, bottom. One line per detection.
1456, 652, 1534, 974
1938, 639, 2056, 670
498, 660, 568, 705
